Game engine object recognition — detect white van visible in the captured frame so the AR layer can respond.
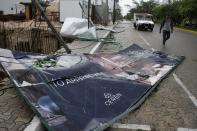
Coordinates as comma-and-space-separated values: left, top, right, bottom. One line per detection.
133, 13, 154, 31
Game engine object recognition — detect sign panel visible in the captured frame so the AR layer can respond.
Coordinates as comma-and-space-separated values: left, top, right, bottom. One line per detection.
0, 44, 184, 131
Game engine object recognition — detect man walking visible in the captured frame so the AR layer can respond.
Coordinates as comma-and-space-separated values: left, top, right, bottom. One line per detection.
160, 15, 173, 45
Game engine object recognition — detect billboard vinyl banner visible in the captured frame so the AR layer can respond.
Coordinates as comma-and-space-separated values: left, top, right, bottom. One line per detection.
0, 44, 184, 131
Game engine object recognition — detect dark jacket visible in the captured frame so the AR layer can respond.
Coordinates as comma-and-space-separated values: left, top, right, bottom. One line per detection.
160, 18, 173, 32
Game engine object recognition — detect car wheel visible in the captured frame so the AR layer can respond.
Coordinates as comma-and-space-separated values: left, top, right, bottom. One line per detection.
150, 28, 153, 32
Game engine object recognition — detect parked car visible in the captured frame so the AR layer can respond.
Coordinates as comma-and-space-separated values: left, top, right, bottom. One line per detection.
133, 13, 154, 31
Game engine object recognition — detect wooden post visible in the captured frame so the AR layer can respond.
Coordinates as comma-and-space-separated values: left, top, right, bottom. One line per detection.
25, 5, 30, 20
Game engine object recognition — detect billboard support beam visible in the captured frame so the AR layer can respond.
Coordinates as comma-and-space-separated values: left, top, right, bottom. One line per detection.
88, 0, 91, 28
113, 0, 116, 24
31, 0, 71, 54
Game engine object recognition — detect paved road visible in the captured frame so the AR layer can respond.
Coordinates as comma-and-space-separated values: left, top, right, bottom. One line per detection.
101, 21, 197, 131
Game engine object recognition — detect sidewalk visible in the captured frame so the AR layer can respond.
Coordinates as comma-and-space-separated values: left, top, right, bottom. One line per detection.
58, 24, 116, 54
0, 23, 116, 131
0, 75, 34, 131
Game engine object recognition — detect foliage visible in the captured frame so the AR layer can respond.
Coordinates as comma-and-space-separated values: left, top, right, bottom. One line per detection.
125, 0, 158, 20
178, 0, 197, 23
125, 0, 197, 28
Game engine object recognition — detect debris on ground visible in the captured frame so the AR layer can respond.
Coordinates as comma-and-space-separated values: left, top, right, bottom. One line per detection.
96, 25, 125, 33
60, 17, 97, 40
0, 44, 184, 131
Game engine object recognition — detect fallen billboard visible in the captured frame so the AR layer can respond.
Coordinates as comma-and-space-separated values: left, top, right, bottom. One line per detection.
0, 44, 184, 131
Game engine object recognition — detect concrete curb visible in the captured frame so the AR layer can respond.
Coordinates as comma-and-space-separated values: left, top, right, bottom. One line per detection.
24, 116, 44, 131
174, 27, 197, 35
23, 24, 117, 131
112, 123, 151, 131
90, 23, 117, 54
155, 23, 197, 35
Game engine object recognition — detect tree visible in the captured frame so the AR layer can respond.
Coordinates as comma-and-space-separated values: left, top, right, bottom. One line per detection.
152, 1, 182, 25
178, 0, 197, 26
125, 0, 158, 20
125, 0, 197, 28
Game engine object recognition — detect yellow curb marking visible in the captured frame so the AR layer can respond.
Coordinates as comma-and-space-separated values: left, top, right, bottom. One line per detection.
174, 27, 197, 35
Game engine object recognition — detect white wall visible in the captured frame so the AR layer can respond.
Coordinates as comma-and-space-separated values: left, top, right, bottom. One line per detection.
59, 0, 115, 22
91, 0, 103, 5
0, 0, 30, 14
91, 0, 115, 13
60, 0, 82, 21
108, 0, 114, 13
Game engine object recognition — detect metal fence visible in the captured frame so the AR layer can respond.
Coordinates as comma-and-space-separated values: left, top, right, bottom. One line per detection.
0, 21, 60, 54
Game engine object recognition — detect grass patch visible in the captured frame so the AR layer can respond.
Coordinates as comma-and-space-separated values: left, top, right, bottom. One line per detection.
175, 25, 197, 32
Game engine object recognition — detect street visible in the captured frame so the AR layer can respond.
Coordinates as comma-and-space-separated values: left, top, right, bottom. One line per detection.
101, 21, 197, 131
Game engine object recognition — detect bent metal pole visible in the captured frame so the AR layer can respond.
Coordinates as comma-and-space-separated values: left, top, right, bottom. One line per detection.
32, 0, 71, 54
88, 0, 91, 28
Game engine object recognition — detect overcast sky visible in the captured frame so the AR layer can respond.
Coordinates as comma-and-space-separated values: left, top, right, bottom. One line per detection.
119, 0, 134, 16
119, 0, 161, 16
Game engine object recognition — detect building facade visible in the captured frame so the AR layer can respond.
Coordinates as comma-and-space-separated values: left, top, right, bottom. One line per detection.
0, 0, 31, 15
59, 0, 119, 24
